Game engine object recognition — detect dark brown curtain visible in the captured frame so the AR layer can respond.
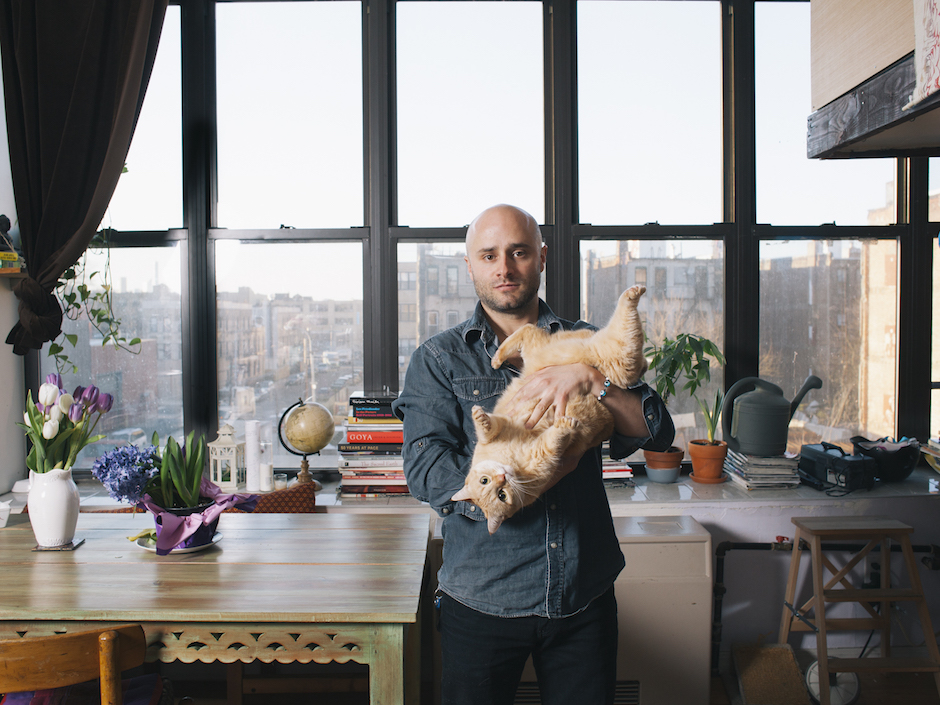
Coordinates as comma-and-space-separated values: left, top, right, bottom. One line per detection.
0, 0, 168, 354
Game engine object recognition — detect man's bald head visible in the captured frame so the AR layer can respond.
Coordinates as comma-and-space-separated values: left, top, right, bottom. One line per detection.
466, 204, 542, 251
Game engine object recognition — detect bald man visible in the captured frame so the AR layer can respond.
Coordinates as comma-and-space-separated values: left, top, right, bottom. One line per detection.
393, 204, 674, 705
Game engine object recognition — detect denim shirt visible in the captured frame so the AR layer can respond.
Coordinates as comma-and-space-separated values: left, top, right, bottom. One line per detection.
392, 299, 674, 618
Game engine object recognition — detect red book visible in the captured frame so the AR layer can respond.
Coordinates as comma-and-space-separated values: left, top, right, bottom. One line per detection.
345, 429, 404, 443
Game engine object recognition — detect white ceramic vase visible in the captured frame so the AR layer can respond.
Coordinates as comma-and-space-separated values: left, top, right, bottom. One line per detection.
27, 468, 80, 547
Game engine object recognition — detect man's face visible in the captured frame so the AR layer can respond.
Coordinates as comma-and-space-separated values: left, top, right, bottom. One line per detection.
465, 208, 546, 315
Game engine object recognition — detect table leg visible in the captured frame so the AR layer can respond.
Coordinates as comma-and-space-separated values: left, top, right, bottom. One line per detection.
370, 624, 405, 705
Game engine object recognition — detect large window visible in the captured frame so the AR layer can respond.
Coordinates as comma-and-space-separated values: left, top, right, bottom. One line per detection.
216, 2, 363, 229
39, 246, 184, 468
755, 2, 896, 225
578, 1, 722, 225
37, 0, 935, 468
396, 2, 545, 226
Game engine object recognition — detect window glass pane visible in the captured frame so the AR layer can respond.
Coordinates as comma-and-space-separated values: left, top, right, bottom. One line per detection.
760, 240, 897, 452
581, 240, 724, 453
930, 158, 940, 222
397, 241, 546, 387
215, 241, 363, 470
397, 2, 544, 226
40, 246, 184, 468
578, 1, 722, 226
216, 2, 363, 229
101, 6, 182, 231
755, 3, 896, 226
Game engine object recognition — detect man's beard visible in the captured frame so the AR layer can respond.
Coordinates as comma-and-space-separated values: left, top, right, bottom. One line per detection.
474, 276, 541, 314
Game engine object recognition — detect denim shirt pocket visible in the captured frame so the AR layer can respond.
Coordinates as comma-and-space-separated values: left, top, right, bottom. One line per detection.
452, 377, 505, 414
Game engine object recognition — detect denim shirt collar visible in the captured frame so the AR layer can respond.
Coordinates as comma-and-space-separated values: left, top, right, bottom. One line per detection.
461, 299, 564, 356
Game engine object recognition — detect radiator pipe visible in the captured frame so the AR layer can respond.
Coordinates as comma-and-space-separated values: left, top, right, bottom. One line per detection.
711, 540, 940, 676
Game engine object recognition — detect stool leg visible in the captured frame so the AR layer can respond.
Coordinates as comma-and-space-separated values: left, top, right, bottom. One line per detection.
899, 534, 940, 698
879, 535, 891, 659
779, 529, 803, 644
809, 533, 830, 705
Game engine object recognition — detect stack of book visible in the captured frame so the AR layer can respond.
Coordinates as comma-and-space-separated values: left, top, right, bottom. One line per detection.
338, 393, 408, 498
922, 437, 940, 473
601, 441, 634, 481
723, 449, 800, 490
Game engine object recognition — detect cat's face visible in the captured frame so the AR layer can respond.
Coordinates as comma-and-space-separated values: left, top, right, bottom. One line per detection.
452, 459, 528, 534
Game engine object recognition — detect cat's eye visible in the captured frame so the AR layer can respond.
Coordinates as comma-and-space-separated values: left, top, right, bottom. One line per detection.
498, 489, 507, 502
479, 477, 489, 485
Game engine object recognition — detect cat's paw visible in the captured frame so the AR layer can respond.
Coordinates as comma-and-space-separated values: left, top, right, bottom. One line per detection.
624, 285, 646, 301
554, 415, 581, 430
472, 405, 493, 433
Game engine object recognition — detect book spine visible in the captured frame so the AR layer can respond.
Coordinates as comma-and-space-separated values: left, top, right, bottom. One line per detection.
339, 457, 406, 468
345, 430, 404, 443
338, 443, 403, 454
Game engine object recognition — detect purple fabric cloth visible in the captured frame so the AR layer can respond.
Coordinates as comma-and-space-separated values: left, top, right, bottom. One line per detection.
139, 478, 258, 555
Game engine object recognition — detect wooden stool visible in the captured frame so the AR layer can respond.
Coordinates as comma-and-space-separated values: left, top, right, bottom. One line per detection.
778, 516, 940, 705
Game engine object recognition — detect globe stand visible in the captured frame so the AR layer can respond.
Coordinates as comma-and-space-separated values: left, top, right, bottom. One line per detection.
296, 456, 313, 485
278, 398, 335, 486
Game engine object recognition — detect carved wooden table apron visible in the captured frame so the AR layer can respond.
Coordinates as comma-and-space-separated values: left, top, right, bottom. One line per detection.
0, 512, 430, 705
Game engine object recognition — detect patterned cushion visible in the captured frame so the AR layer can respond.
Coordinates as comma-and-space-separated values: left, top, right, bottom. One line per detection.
0, 674, 170, 705
243, 481, 320, 513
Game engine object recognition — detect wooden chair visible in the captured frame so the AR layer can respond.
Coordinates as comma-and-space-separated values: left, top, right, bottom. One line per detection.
0, 624, 156, 705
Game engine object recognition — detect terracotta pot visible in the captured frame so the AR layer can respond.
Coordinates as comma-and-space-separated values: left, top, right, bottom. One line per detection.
688, 440, 728, 482
643, 446, 684, 470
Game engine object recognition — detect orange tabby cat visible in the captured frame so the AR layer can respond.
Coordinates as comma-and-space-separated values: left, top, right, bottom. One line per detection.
452, 285, 648, 533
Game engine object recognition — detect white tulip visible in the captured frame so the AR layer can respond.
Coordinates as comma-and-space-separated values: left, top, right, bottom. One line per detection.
42, 419, 59, 440
38, 383, 59, 407
49, 405, 63, 423
23, 411, 30, 425
57, 393, 74, 414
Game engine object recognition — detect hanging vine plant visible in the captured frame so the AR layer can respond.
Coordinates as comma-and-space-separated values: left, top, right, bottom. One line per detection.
50, 227, 142, 374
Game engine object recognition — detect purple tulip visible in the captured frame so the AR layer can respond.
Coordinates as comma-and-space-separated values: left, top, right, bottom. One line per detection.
68, 403, 84, 423
73, 385, 85, 400
45, 372, 64, 391
95, 393, 113, 413
80, 385, 99, 408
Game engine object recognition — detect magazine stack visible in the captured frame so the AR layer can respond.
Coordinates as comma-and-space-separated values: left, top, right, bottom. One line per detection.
338, 393, 408, 498
723, 448, 800, 490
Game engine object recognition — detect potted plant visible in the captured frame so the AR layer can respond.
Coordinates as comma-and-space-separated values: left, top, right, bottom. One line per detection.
93, 431, 257, 555
644, 333, 727, 482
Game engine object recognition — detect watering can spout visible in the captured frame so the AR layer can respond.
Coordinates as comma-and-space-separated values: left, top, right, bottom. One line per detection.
789, 375, 822, 421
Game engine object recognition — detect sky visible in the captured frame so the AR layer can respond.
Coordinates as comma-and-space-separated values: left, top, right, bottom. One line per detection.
3, 1, 938, 301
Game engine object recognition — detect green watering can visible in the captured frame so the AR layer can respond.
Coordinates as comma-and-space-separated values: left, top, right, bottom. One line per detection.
721, 375, 822, 457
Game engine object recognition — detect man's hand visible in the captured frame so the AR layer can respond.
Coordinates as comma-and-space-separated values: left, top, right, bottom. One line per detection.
501, 362, 604, 429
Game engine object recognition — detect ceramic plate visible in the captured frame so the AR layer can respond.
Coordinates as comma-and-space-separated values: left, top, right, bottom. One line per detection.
136, 532, 222, 554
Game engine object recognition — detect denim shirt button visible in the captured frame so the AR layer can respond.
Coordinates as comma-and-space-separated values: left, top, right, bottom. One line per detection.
442, 507, 451, 515
550, 504, 557, 510
647, 413, 654, 422
469, 505, 477, 511
473, 389, 480, 396
550, 542, 558, 549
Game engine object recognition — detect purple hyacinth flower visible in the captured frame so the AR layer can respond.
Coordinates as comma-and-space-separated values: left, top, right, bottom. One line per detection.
81, 385, 99, 407
95, 393, 114, 413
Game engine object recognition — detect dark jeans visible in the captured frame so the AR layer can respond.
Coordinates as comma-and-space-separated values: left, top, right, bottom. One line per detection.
438, 587, 618, 705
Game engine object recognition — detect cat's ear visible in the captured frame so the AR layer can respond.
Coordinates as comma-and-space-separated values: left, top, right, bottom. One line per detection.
487, 516, 504, 534
451, 486, 474, 503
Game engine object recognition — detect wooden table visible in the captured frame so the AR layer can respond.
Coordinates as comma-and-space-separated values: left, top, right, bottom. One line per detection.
0, 512, 431, 705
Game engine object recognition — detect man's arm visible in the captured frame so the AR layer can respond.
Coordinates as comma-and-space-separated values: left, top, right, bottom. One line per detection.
392, 345, 471, 515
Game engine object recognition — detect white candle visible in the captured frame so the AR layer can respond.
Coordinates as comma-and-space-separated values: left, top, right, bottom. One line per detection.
245, 421, 261, 491
260, 463, 274, 491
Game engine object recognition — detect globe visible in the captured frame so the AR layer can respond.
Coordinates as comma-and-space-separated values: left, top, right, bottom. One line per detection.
279, 400, 335, 456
